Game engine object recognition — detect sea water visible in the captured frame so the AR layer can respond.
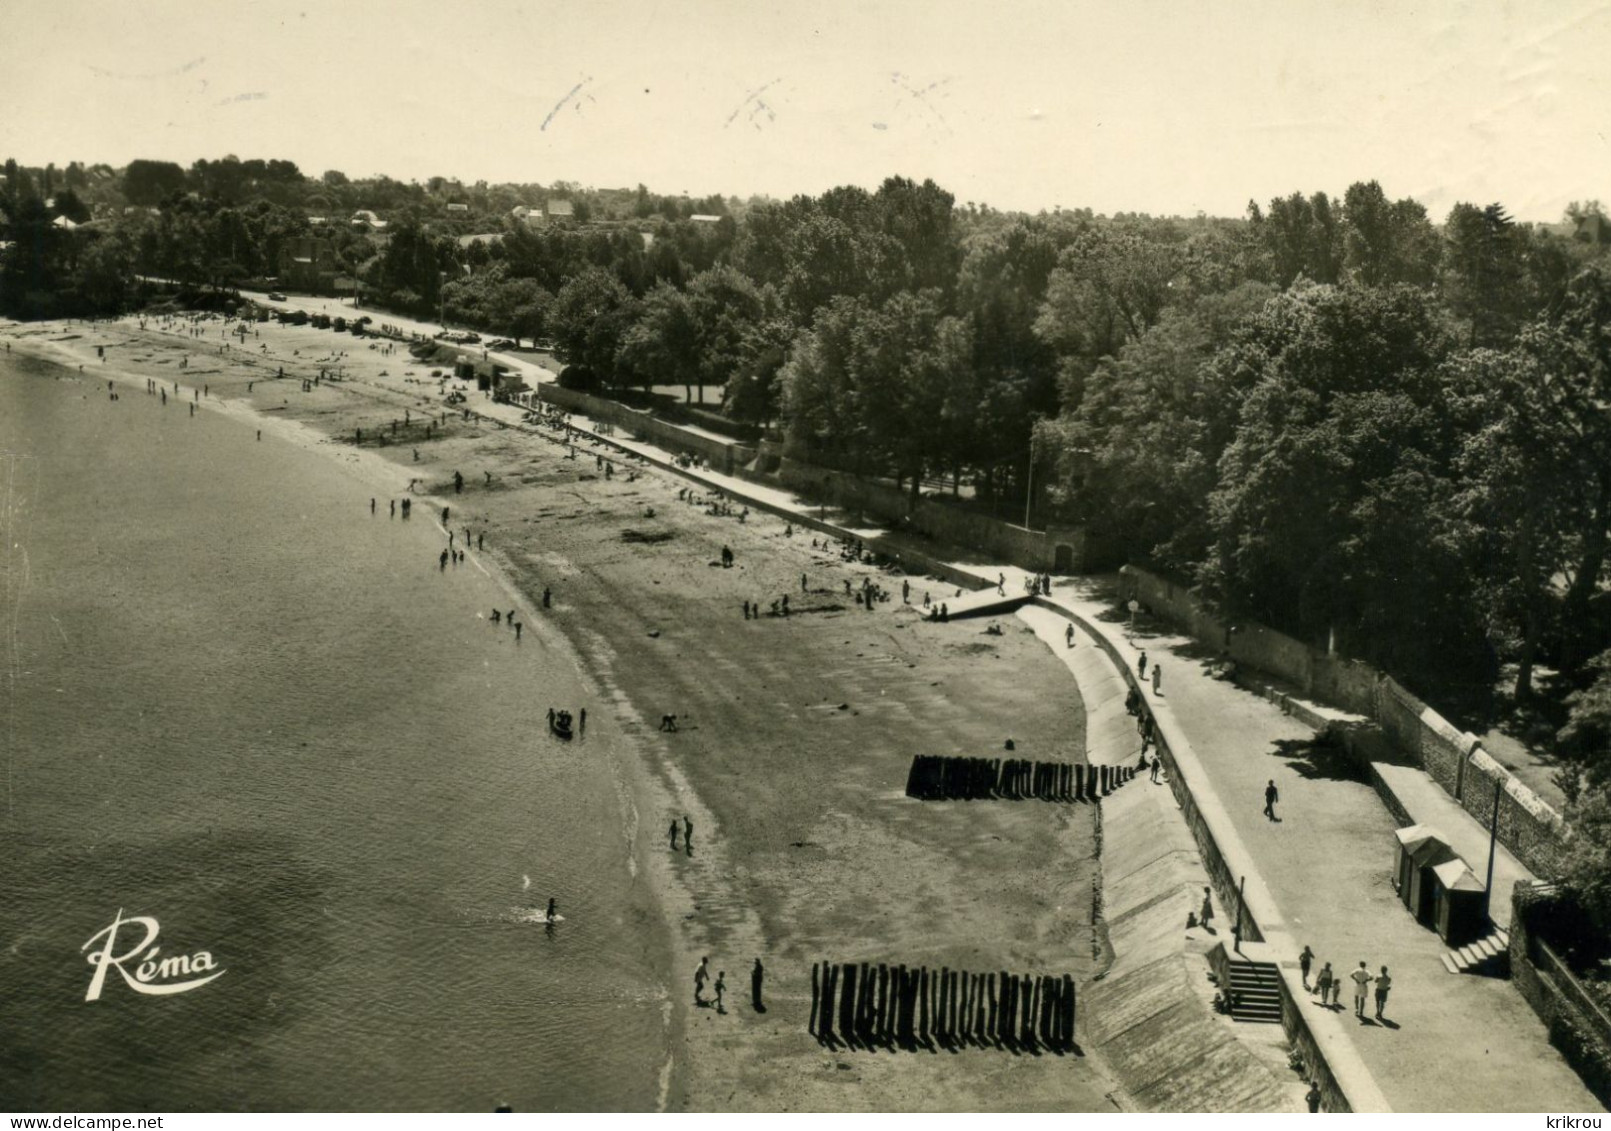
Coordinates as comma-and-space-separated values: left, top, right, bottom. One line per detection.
0, 354, 668, 1111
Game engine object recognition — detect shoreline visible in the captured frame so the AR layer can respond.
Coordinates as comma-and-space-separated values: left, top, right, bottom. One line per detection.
4, 311, 1118, 1112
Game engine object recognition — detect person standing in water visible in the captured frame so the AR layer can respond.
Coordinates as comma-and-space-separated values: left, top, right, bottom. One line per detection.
546, 898, 557, 923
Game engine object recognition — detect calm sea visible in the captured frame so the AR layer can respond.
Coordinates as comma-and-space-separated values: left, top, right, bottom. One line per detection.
0, 353, 669, 1112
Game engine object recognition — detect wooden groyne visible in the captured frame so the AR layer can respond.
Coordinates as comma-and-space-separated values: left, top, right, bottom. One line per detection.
808, 961, 1077, 1054
905, 755, 1135, 801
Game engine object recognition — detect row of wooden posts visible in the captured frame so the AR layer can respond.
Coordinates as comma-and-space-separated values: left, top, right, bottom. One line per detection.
809, 961, 1078, 1054
904, 755, 1136, 801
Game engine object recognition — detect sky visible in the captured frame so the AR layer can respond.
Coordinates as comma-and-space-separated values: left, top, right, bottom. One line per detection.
3, 0, 1609, 222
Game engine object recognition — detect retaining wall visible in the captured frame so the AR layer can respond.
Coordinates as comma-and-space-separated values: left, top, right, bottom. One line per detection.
536, 384, 755, 473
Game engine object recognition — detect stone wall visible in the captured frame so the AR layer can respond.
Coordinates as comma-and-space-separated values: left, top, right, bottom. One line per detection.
1119, 564, 1570, 882
772, 459, 1085, 572
536, 384, 755, 473
1509, 884, 1611, 1107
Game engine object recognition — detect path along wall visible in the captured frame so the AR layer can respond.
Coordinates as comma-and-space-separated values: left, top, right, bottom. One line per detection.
1508, 884, 1611, 1108
1119, 566, 1569, 880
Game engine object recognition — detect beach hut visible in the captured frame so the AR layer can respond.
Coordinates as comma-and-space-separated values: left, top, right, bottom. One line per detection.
1431, 859, 1487, 948
1393, 824, 1457, 928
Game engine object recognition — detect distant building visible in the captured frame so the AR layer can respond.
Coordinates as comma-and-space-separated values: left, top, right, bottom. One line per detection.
690, 214, 723, 224
446, 202, 469, 213
280, 236, 339, 293
350, 210, 388, 231
1573, 212, 1611, 246
545, 199, 575, 223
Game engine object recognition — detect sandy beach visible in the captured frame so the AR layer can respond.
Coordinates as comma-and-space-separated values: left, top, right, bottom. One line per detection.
4, 310, 1122, 1112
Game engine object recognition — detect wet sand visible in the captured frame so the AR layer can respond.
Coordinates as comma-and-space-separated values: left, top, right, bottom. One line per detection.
4, 313, 1122, 1111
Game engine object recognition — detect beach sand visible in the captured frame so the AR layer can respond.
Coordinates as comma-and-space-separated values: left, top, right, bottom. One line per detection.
3, 311, 1123, 1112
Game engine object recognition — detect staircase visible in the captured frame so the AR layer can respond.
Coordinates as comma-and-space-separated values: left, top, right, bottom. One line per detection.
1441, 928, 1511, 976
1225, 958, 1284, 1024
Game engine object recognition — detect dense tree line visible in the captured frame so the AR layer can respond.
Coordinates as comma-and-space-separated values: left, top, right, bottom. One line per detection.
8, 159, 1611, 905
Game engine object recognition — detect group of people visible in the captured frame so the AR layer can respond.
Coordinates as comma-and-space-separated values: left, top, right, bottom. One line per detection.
1301, 947, 1393, 1022
693, 955, 765, 1015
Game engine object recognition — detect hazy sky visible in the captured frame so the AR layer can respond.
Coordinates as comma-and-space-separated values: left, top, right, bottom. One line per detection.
4, 0, 1608, 221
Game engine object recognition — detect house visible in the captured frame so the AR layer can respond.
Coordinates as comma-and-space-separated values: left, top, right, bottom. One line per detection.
446, 202, 469, 213
1573, 212, 1611, 246
350, 210, 388, 231
545, 199, 575, 223
690, 214, 723, 224
279, 236, 339, 293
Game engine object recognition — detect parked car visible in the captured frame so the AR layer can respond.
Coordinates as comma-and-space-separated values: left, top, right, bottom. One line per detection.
266, 291, 287, 302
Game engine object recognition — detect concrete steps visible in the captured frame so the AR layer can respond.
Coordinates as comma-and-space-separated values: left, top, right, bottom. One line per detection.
1440, 928, 1511, 976
1225, 958, 1284, 1024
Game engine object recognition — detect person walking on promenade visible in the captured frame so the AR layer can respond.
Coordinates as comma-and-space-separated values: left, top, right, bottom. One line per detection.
751, 958, 765, 1012
1329, 968, 1343, 1008
683, 815, 693, 853
1306, 1081, 1322, 1113
1374, 966, 1391, 1020
514, 621, 522, 642
370, 498, 376, 514
694, 957, 709, 1006
1138, 652, 1148, 679
1152, 664, 1162, 695
1315, 962, 1333, 1006
1066, 623, 1075, 648
1150, 753, 1162, 783
1299, 945, 1315, 990
390, 499, 396, 518
1264, 779, 1280, 821
714, 971, 727, 1014
1350, 961, 1373, 1018
1199, 887, 1214, 932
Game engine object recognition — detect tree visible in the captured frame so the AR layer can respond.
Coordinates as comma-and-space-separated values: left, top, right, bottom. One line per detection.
1443, 202, 1528, 347
122, 159, 187, 206
1040, 282, 1276, 568
1558, 650, 1611, 803
51, 188, 92, 225
1202, 284, 1474, 682
1249, 191, 1344, 287
550, 267, 637, 390
617, 283, 700, 399
1341, 180, 1438, 288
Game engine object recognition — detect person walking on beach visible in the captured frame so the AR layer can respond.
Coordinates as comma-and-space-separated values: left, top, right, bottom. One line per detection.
542, 587, 551, 608
1263, 779, 1280, 821
1374, 966, 1391, 1020
1299, 945, 1315, 990
492, 609, 502, 624
514, 621, 522, 642
1350, 962, 1373, 1018
579, 708, 586, 735
802, 573, 809, 594
683, 816, 693, 853
714, 971, 727, 1014
694, 957, 709, 1006
546, 898, 557, 924
439, 549, 449, 571
548, 707, 556, 729
1199, 887, 1214, 932
902, 579, 910, 603
478, 532, 484, 551
669, 820, 680, 850
742, 600, 750, 620
751, 958, 765, 1012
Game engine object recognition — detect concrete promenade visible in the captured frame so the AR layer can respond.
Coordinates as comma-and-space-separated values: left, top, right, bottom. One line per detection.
423, 375, 1596, 1111
1016, 583, 1598, 1112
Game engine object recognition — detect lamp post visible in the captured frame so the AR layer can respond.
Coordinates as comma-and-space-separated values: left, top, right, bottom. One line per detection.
1023, 428, 1037, 530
